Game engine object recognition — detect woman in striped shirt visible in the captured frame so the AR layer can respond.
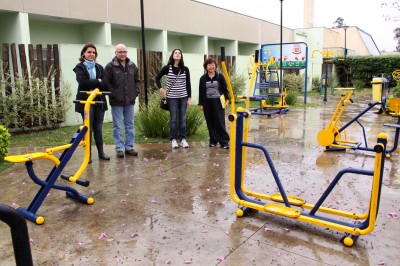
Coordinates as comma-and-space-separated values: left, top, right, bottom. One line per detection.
156, 49, 192, 149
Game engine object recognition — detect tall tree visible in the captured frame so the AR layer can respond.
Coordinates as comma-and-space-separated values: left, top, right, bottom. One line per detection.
393, 27, 400, 51
381, 1, 400, 21
333, 17, 345, 28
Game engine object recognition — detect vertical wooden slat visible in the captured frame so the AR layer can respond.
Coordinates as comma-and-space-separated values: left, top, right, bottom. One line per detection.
2, 43, 11, 95
28, 44, 35, 76
46, 44, 52, 78
53, 44, 60, 97
10, 43, 19, 78
36, 44, 44, 79
18, 44, 29, 85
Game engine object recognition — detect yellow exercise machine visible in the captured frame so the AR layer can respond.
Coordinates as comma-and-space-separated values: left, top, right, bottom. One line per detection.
4, 89, 109, 224
221, 46, 388, 247
240, 51, 288, 115
317, 87, 400, 158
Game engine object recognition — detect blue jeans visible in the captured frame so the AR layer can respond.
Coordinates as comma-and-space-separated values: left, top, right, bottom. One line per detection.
111, 105, 135, 151
168, 97, 187, 140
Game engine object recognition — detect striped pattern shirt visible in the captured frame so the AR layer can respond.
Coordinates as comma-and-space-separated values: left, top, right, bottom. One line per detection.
156, 65, 191, 99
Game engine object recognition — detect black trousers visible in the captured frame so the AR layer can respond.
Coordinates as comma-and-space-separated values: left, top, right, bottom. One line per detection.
79, 105, 106, 143
203, 99, 229, 146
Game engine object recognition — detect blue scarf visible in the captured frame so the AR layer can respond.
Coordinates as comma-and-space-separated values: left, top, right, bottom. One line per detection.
83, 59, 96, 80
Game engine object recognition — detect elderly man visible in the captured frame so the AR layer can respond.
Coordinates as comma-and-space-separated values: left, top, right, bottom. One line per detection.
104, 44, 140, 158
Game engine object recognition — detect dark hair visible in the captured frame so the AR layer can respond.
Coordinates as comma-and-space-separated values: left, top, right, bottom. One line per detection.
79, 43, 97, 62
203, 57, 217, 70
167, 48, 184, 69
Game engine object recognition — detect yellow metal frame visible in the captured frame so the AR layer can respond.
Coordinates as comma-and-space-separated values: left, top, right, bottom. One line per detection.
221, 48, 387, 246
317, 89, 354, 149
5, 89, 100, 180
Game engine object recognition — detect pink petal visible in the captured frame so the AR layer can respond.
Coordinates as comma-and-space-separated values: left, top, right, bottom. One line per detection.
386, 212, 398, 218
264, 227, 273, 232
131, 233, 139, 238
98, 232, 108, 239
283, 228, 290, 232
217, 257, 225, 262
184, 259, 193, 264
378, 260, 386, 265
225, 231, 230, 235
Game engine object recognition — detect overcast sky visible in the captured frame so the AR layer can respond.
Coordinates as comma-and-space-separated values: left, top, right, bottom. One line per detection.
195, 0, 398, 52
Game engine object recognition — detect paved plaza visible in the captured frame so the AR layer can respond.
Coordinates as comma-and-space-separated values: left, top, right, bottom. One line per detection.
1, 94, 399, 265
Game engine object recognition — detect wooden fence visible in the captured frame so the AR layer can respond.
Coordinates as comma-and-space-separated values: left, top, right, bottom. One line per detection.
0, 43, 61, 129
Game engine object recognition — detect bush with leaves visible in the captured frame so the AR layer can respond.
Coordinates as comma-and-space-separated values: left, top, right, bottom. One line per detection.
217, 68, 247, 102
0, 125, 11, 160
312, 77, 320, 91
0, 72, 71, 132
352, 79, 365, 90
135, 92, 204, 138
285, 91, 298, 105
283, 73, 305, 93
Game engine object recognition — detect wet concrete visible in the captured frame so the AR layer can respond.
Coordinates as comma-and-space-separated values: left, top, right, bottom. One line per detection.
1, 93, 400, 265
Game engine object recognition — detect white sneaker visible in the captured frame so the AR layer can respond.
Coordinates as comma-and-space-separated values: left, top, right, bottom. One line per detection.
171, 139, 179, 149
180, 139, 189, 148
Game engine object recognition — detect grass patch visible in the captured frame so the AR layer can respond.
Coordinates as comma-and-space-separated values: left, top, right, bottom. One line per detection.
7, 121, 209, 148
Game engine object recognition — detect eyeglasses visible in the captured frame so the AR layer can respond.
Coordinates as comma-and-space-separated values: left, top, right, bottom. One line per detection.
116, 51, 128, 54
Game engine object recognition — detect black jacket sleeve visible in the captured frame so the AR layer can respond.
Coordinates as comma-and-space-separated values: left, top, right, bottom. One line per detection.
155, 65, 169, 88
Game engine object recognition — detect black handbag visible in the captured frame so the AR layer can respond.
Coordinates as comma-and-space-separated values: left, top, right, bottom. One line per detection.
159, 69, 181, 111
160, 98, 169, 110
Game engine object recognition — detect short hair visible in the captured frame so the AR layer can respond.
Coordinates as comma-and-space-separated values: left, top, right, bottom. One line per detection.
79, 43, 97, 62
203, 57, 217, 70
167, 48, 185, 69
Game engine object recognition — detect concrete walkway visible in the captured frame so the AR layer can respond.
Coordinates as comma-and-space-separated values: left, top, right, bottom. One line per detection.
1, 94, 399, 265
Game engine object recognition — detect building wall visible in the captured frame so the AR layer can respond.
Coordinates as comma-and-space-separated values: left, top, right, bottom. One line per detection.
0, 0, 380, 126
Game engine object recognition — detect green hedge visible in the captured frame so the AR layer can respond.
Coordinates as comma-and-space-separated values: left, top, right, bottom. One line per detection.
333, 54, 400, 88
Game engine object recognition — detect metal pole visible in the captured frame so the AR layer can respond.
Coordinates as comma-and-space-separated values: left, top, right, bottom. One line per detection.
279, 0, 283, 94
140, 0, 149, 106
344, 27, 348, 87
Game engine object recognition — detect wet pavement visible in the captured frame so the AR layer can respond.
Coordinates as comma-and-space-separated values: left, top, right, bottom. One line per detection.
1, 93, 400, 265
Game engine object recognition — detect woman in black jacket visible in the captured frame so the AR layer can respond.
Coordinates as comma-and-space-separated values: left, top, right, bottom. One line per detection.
73, 43, 110, 161
198, 57, 230, 149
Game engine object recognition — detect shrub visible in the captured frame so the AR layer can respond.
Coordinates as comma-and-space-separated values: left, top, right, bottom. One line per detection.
136, 92, 204, 138
0, 71, 72, 132
312, 77, 320, 91
392, 86, 400, 98
352, 79, 365, 90
283, 73, 305, 93
285, 91, 298, 105
0, 125, 11, 160
218, 67, 247, 102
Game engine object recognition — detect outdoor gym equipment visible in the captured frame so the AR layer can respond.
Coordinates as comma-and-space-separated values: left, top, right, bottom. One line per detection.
317, 88, 400, 158
0, 204, 33, 265
311, 49, 343, 102
239, 50, 289, 116
221, 46, 388, 247
4, 89, 109, 224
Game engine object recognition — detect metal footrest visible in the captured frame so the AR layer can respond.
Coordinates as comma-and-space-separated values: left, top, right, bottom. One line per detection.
270, 193, 305, 206
264, 204, 301, 218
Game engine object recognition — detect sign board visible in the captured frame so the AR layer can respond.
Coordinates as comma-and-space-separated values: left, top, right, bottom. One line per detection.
260, 42, 308, 69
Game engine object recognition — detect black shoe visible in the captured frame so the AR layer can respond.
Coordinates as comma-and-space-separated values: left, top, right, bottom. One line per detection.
99, 152, 110, 160
116, 151, 124, 158
125, 149, 138, 156
209, 143, 217, 147
221, 145, 229, 149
